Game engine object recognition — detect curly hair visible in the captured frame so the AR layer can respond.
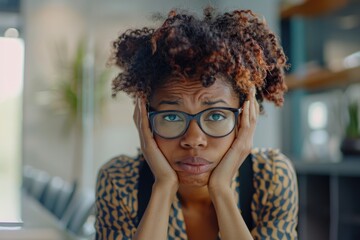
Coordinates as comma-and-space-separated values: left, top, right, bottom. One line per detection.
110, 7, 288, 111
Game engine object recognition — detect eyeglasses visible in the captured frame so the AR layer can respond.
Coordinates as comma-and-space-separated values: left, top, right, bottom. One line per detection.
148, 107, 242, 139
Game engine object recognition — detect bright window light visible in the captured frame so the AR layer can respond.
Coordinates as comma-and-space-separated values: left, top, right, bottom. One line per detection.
0, 36, 24, 223
310, 130, 329, 145
0, 37, 24, 102
344, 51, 360, 68
308, 102, 328, 130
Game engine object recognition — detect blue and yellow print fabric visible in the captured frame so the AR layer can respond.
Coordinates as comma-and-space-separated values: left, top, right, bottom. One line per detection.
95, 148, 298, 239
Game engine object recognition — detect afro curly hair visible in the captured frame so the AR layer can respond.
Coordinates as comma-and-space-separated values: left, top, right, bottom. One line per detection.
110, 7, 288, 111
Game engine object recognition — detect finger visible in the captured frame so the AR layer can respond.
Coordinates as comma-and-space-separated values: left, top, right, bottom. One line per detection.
133, 97, 140, 129
139, 98, 149, 132
134, 97, 146, 148
231, 100, 252, 156
240, 100, 250, 129
255, 99, 260, 115
139, 98, 155, 148
232, 89, 256, 153
249, 87, 257, 126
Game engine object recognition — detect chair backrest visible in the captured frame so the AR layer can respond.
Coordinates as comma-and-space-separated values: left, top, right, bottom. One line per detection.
42, 176, 65, 213
61, 188, 95, 236
53, 181, 77, 219
22, 165, 37, 193
28, 170, 50, 202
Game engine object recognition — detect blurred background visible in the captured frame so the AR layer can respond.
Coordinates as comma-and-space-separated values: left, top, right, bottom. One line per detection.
0, 0, 359, 239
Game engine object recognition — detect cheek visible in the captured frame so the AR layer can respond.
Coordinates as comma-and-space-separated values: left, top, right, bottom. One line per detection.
213, 132, 236, 155
154, 136, 176, 160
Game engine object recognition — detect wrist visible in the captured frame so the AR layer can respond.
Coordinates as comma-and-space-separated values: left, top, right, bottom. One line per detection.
153, 178, 179, 196
208, 177, 231, 196
209, 184, 234, 203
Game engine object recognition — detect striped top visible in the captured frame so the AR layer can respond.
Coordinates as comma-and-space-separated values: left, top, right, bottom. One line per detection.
95, 148, 298, 239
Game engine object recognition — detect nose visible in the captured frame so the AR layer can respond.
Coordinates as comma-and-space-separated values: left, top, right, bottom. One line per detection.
180, 120, 207, 149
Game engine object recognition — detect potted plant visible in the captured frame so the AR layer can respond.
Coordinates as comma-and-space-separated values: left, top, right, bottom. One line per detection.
340, 101, 360, 157
37, 40, 110, 185
38, 41, 109, 132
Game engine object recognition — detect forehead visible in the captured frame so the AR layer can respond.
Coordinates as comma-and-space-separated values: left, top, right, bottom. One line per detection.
150, 77, 239, 104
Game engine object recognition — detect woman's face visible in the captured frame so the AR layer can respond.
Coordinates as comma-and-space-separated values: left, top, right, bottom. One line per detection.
149, 77, 240, 187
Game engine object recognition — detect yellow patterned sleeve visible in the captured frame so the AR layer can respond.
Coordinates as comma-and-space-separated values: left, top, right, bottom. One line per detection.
95, 156, 140, 240
251, 149, 299, 240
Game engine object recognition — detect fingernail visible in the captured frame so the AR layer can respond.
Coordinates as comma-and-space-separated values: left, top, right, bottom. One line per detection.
137, 97, 141, 107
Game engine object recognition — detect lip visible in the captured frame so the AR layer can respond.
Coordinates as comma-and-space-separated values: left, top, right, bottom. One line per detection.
175, 156, 213, 175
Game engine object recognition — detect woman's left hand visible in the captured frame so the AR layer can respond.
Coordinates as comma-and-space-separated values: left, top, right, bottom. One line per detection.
208, 87, 259, 195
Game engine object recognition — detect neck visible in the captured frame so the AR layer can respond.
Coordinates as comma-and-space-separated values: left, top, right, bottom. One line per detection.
177, 185, 212, 208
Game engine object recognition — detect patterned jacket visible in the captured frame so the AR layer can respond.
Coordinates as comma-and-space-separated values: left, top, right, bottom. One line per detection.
95, 148, 298, 239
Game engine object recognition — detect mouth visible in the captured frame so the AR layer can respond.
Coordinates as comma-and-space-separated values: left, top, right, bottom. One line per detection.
175, 156, 213, 175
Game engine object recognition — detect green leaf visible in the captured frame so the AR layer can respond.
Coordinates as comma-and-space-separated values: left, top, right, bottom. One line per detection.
346, 102, 360, 138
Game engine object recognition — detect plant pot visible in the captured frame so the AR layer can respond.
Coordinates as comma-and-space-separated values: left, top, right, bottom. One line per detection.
340, 138, 360, 157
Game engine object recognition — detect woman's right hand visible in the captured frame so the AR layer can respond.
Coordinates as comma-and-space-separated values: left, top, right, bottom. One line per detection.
133, 97, 179, 189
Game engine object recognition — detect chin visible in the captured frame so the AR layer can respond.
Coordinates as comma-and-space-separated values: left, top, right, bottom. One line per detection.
178, 172, 210, 187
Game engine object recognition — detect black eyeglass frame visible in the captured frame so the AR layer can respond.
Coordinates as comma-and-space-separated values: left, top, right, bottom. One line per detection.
148, 107, 242, 139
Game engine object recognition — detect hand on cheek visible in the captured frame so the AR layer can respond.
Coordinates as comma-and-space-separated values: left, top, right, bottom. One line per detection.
208, 87, 259, 194
133, 97, 179, 188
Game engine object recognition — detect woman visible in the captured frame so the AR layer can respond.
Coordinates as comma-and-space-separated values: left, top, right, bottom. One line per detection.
95, 7, 298, 240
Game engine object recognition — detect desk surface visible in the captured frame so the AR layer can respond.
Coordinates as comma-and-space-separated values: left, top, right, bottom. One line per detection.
0, 175, 22, 227
294, 159, 360, 176
0, 193, 75, 240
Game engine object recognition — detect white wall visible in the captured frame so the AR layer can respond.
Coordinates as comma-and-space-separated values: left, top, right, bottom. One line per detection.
22, 0, 86, 182
22, 0, 281, 188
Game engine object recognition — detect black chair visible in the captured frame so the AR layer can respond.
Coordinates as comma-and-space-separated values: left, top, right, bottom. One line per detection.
28, 170, 50, 202
53, 181, 77, 219
22, 165, 37, 193
60, 188, 95, 237
42, 176, 65, 213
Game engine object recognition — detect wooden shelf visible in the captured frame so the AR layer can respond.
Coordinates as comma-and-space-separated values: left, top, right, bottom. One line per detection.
285, 66, 360, 91
340, 214, 360, 226
281, 0, 348, 19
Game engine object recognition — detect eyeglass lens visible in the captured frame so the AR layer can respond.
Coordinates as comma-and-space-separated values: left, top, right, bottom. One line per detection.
151, 108, 237, 138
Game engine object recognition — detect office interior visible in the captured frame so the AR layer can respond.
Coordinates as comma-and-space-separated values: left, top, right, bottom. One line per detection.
1, 0, 360, 239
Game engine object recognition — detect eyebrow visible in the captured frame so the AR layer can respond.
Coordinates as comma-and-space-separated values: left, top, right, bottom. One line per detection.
202, 100, 229, 106
158, 100, 181, 106
157, 99, 229, 106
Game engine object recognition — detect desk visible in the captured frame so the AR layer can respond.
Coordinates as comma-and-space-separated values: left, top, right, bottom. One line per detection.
0, 193, 75, 240
294, 159, 360, 177
294, 160, 360, 240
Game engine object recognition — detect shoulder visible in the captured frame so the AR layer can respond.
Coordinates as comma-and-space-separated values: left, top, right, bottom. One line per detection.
95, 155, 143, 237
97, 154, 143, 191
251, 148, 295, 175
250, 148, 297, 194
100, 154, 142, 173
249, 148, 299, 238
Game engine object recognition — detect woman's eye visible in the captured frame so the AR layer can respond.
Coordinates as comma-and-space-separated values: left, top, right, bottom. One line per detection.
207, 113, 226, 121
163, 114, 182, 122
